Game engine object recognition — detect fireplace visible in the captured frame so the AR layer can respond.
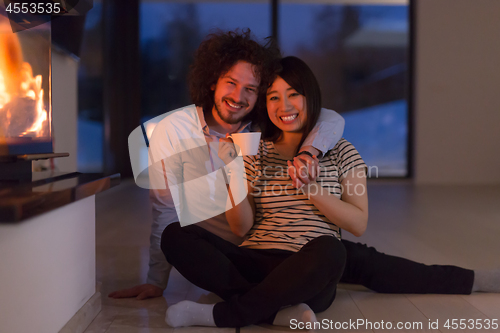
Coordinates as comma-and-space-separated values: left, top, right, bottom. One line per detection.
0, 10, 52, 156
0, 6, 119, 331
0, 9, 58, 180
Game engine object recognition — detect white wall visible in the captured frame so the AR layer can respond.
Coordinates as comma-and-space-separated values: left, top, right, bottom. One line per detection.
51, 49, 78, 172
414, 0, 500, 184
0, 197, 96, 333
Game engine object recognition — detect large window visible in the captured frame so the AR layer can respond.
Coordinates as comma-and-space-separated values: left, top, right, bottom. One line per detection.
77, 0, 410, 177
139, 0, 409, 177
279, 3, 409, 176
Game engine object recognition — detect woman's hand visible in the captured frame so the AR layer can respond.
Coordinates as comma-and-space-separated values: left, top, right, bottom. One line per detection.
218, 137, 237, 166
287, 154, 320, 189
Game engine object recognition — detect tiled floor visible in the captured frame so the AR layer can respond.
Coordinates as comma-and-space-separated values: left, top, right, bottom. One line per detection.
85, 180, 500, 332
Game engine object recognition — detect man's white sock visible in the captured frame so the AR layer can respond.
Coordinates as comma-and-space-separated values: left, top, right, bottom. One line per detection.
472, 269, 500, 292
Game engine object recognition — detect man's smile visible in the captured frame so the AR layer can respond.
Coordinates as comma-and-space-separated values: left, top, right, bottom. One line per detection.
224, 99, 247, 112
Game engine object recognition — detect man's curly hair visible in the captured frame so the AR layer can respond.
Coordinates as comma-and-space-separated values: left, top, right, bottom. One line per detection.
189, 29, 281, 114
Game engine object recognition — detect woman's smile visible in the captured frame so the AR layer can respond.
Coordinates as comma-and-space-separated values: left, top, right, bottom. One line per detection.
280, 114, 298, 123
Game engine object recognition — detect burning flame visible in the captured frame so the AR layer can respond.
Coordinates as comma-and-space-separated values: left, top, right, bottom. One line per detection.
0, 30, 48, 138
0, 71, 9, 108
19, 63, 47, 136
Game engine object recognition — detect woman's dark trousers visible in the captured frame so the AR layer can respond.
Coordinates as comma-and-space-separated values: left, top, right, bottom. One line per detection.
161, 222, 346, 328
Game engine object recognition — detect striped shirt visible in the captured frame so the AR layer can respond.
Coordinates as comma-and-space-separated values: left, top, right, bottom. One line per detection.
240, 138, 366, 252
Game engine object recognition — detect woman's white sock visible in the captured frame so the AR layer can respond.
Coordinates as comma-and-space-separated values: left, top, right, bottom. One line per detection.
165, 300, 216, 327
273, 303, 317, 327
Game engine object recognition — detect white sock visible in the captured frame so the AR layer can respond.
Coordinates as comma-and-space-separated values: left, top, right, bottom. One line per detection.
472, 269, 500, 292
273, 303, 317, 327
165, 300, 216, 327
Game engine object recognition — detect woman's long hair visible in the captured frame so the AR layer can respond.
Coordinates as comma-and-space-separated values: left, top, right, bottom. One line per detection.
258, 56, 322, 154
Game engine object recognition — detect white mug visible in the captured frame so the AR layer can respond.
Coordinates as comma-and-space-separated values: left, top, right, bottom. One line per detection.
229, 132, 261, 156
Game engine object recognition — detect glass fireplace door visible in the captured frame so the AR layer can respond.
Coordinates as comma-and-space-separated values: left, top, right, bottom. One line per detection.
0, 10, 51, 156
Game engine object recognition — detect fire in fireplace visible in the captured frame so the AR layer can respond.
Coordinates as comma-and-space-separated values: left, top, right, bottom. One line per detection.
0, 10, 51, 156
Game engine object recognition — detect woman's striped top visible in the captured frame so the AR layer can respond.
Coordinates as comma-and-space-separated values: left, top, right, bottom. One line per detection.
240, 138, 366, 252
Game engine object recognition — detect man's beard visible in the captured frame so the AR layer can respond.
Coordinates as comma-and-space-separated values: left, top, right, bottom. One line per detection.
214, 99, 250, 125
